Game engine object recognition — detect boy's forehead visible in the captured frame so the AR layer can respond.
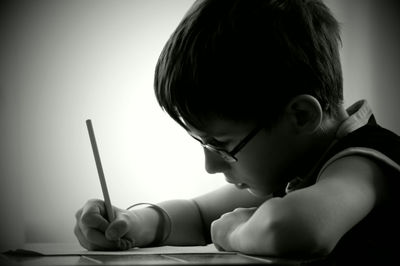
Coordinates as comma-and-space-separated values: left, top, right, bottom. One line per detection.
181, 117, 254, 138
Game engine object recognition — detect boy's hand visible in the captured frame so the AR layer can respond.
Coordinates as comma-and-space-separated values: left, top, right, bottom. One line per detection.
211, 207, 257, 251
74, 199, 151, 251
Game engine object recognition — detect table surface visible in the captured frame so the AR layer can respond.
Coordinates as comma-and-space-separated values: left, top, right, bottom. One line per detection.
1, 253, 332, 266
0, 243, 330, 266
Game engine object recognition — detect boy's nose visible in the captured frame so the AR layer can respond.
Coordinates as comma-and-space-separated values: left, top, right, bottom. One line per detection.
204, 148, 230, 174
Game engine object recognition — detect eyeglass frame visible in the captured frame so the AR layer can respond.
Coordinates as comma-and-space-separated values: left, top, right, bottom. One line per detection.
189, 124, 264, 163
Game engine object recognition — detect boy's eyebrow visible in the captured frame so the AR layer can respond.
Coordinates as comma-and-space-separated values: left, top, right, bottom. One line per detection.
180, 117, 234, 140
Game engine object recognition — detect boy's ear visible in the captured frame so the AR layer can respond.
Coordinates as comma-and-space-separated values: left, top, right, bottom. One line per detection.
284, 95, 323, 134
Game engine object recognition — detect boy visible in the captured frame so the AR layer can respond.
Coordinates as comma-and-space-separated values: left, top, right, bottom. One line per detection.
74, 0, 400, 263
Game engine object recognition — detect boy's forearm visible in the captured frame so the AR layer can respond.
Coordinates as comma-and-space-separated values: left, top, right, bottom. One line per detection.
227, 198, 322, 256
138, 186, 266, 247
158, 199, 208, 246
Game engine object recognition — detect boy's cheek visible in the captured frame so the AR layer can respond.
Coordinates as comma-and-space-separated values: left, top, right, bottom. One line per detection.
248, 188, 268, 197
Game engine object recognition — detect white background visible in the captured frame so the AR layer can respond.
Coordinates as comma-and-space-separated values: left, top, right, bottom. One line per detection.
1, 0, 399, 251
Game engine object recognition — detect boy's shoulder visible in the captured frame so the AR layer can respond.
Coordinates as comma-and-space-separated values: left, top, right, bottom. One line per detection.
321, 116, 400, 176
335, 115, 400, 150
285, 101, 400, 194
316, 121, 400, 264
318, 99, 400, 183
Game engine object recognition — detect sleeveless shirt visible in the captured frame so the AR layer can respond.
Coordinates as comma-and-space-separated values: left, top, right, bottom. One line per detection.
285, 100, 400, 264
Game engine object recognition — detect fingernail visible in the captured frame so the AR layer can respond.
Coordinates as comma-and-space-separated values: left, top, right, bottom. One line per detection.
125, 238, 135, 250
117, 238, 134, 250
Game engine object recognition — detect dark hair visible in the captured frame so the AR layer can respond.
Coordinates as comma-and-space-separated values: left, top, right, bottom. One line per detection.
154, 0, 342, 130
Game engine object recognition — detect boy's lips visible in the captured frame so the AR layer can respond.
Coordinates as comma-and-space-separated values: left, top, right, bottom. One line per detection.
235, 183, 249, 189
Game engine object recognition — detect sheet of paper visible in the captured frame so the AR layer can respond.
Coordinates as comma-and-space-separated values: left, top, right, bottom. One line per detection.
16, 242, 233, 256
9, 243, 321, 265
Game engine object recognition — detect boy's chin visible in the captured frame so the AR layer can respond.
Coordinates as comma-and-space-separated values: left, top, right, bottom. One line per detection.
247, 188, 270, 198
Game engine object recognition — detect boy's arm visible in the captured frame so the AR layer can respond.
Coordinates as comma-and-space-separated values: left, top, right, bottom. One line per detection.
74, 184, 267, 250
156, 184, 269, 245
212, 155, 386, 256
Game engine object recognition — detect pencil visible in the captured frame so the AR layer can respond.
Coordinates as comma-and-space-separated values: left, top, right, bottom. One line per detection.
86, 119, 115, 222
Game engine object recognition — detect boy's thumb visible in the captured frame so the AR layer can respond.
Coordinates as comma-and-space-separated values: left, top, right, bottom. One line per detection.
105, 219, 129, 241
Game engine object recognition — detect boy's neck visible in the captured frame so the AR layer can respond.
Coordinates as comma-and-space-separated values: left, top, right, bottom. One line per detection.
297, 106, 349, 179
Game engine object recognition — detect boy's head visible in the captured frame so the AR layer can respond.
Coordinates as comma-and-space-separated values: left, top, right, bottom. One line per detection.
154, 0, 342, 131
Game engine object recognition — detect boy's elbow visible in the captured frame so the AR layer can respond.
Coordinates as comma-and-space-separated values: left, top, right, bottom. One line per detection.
266, 220, 335, 258
249, 201, 336, 258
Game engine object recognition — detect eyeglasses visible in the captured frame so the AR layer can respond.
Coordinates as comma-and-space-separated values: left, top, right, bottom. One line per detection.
189, 125, 264, 163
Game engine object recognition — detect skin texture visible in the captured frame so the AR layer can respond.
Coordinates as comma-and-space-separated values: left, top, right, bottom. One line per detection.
74, 95, 386, 257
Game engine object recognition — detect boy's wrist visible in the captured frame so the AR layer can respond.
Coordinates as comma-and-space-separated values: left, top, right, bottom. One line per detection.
123, 207, 156, 247
127, 203, 171, 247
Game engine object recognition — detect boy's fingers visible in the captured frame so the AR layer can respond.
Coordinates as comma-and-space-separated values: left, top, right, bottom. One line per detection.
105, 215, 130, 241
75, 209, 83, 220
80, 202, 109, 231
74, 199, 123, 251
74, 224, 97, 250
80, 223, 116, 250
117, 238, 135, 251
74, 223, 112, 251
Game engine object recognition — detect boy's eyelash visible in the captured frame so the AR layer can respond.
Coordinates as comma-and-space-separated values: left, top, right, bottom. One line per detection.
190, 134, 229, 148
